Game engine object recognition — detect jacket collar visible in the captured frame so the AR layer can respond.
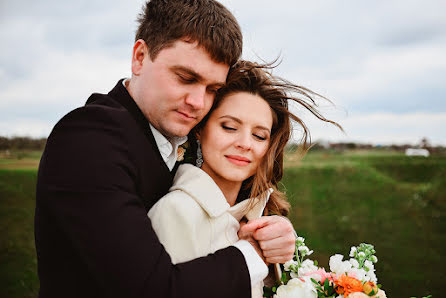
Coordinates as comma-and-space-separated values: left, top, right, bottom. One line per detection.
170, 164, 271, 220
107, 79, 173, 174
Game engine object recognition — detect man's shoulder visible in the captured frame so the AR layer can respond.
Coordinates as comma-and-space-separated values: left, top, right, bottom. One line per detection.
59, 93, 133, 129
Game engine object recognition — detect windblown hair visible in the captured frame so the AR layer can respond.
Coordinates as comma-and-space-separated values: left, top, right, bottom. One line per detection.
136, 0, 243, 66
194, 61, 342, 216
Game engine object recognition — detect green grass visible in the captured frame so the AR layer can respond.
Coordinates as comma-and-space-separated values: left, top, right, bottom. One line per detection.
0, 150, 444, 298
0, 169, 39, 298
282, 151, 445, 298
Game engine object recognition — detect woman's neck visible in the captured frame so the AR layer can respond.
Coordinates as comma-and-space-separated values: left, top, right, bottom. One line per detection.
216, 180, 242, 206
200, 166, 242, 206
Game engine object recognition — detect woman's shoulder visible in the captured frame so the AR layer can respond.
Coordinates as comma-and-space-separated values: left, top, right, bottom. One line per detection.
171, 164, 230, 218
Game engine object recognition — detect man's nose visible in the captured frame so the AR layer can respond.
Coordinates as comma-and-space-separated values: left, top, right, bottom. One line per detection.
185, 86, 207, 110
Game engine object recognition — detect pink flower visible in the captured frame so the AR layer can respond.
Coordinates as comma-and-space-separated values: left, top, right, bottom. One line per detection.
303, 268, 334, 284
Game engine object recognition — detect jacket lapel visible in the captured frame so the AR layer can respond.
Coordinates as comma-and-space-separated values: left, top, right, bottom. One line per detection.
107, 79, 172, 175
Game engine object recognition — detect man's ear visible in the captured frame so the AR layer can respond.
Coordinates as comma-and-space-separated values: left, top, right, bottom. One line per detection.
131, 39, 149, 76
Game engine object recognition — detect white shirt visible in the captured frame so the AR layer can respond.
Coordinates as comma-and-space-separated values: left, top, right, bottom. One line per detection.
123, 78, 268, 287
149, 124, 187, 171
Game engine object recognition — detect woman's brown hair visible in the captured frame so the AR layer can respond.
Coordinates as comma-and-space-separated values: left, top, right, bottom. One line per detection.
191, 60, 342, 216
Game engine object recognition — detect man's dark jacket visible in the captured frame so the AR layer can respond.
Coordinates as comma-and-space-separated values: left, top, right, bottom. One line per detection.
35, 80, 251, 298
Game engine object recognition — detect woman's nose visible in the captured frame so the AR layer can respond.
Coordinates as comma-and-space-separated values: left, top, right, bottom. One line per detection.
235, 131, 252, 150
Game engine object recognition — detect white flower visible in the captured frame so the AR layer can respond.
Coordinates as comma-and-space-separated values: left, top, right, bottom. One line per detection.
364, 260, 374, 270
366, 270, 378, 284
297, 236, 305, 242
274, 277, 317, 298
349, 258, 359, 268
371, 255, 378, 263
298, 246, 310, 255
358, 252, 365, 258
284, 259, 298, 272
329, 254, 351, 275
298, 259, 318, 277
349, 247, 357, 257
349, 267, 367, 282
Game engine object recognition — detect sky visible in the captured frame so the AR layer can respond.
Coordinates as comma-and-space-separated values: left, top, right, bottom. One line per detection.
1, 0, 445, 145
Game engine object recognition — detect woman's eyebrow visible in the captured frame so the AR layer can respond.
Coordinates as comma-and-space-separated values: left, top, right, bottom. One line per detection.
219, 115, 241, 123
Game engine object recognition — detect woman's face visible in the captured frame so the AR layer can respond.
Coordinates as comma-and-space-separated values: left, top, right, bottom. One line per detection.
199, 91, 273, 189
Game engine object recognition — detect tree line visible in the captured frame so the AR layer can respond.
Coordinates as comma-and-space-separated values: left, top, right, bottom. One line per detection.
0, 137, 47, 150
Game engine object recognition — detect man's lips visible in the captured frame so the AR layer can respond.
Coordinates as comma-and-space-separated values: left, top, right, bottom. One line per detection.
225, 155, 251, 166
176, 110, 196, 120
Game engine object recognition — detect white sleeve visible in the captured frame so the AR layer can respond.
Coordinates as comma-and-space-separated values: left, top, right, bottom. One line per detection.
232, 240, 268, 288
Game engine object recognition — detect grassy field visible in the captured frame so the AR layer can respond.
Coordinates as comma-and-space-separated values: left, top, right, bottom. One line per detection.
283, 150, 445, 298
0, 149, 444, 298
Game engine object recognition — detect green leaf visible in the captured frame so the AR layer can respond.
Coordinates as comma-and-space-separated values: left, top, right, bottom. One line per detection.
324, 277, 329, 289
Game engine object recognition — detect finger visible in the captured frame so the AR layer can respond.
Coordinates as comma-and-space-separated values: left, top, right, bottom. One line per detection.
241, 217, 271, 234
238, 224, 256, 239
261, 246, 295, 260
254, 219, 293, 241
259, 236, 291, 251
265, 254, 295, 264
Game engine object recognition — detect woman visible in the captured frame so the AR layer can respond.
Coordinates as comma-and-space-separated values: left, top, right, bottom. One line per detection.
148, 61, 341, 297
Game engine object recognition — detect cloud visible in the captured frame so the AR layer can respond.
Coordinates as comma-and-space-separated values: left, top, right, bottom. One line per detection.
1, 0, 445, 145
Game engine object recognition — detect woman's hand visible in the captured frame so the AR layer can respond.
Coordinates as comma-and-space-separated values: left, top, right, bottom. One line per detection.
238, 215, 295, 264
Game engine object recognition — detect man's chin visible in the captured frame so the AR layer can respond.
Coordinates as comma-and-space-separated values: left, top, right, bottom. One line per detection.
161, 125, 192, 139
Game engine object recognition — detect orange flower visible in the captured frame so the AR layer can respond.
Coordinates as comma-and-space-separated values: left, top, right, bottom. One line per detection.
363, 281, 378, 296
335, 275, 363, 297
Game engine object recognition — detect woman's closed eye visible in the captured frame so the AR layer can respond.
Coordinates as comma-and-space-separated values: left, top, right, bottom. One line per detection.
222, 124, 236, 131
253, 134, 267, 141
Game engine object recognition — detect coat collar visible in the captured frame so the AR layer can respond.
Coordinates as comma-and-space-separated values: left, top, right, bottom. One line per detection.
106, 79, 173, 174
170, 164, 271, 220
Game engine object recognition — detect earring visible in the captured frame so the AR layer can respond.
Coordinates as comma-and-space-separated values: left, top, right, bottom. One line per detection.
196, 139, 203, 168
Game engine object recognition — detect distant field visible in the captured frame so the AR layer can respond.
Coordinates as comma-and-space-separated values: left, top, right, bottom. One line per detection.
0, 149, 444, 298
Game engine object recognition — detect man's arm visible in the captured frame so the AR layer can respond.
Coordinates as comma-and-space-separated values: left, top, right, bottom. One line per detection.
36, 107, 251, 298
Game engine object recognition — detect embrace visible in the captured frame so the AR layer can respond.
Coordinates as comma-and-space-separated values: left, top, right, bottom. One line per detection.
35, 1, 339, 297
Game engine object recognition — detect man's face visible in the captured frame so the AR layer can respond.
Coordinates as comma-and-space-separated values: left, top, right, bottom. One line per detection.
130, 39, 230, 138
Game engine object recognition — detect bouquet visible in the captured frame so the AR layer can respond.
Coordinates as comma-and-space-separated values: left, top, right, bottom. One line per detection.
263, 237, 386, 298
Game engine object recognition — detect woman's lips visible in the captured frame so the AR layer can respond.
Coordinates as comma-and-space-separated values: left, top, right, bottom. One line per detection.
225, 155, 251, 166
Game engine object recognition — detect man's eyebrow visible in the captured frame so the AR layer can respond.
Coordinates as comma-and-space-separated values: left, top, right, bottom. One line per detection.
171, 65, 225, 87
219, 115, 271, 132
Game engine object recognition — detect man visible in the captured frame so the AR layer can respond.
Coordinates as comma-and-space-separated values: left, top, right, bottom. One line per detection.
35, 1, 295, 297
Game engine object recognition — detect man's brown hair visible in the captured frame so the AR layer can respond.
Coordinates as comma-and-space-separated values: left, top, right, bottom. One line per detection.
136, 0, 243, 66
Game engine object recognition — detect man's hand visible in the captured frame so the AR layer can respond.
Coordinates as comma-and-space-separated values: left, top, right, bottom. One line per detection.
238, 221, 265, 263
238, 216, 295, 264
